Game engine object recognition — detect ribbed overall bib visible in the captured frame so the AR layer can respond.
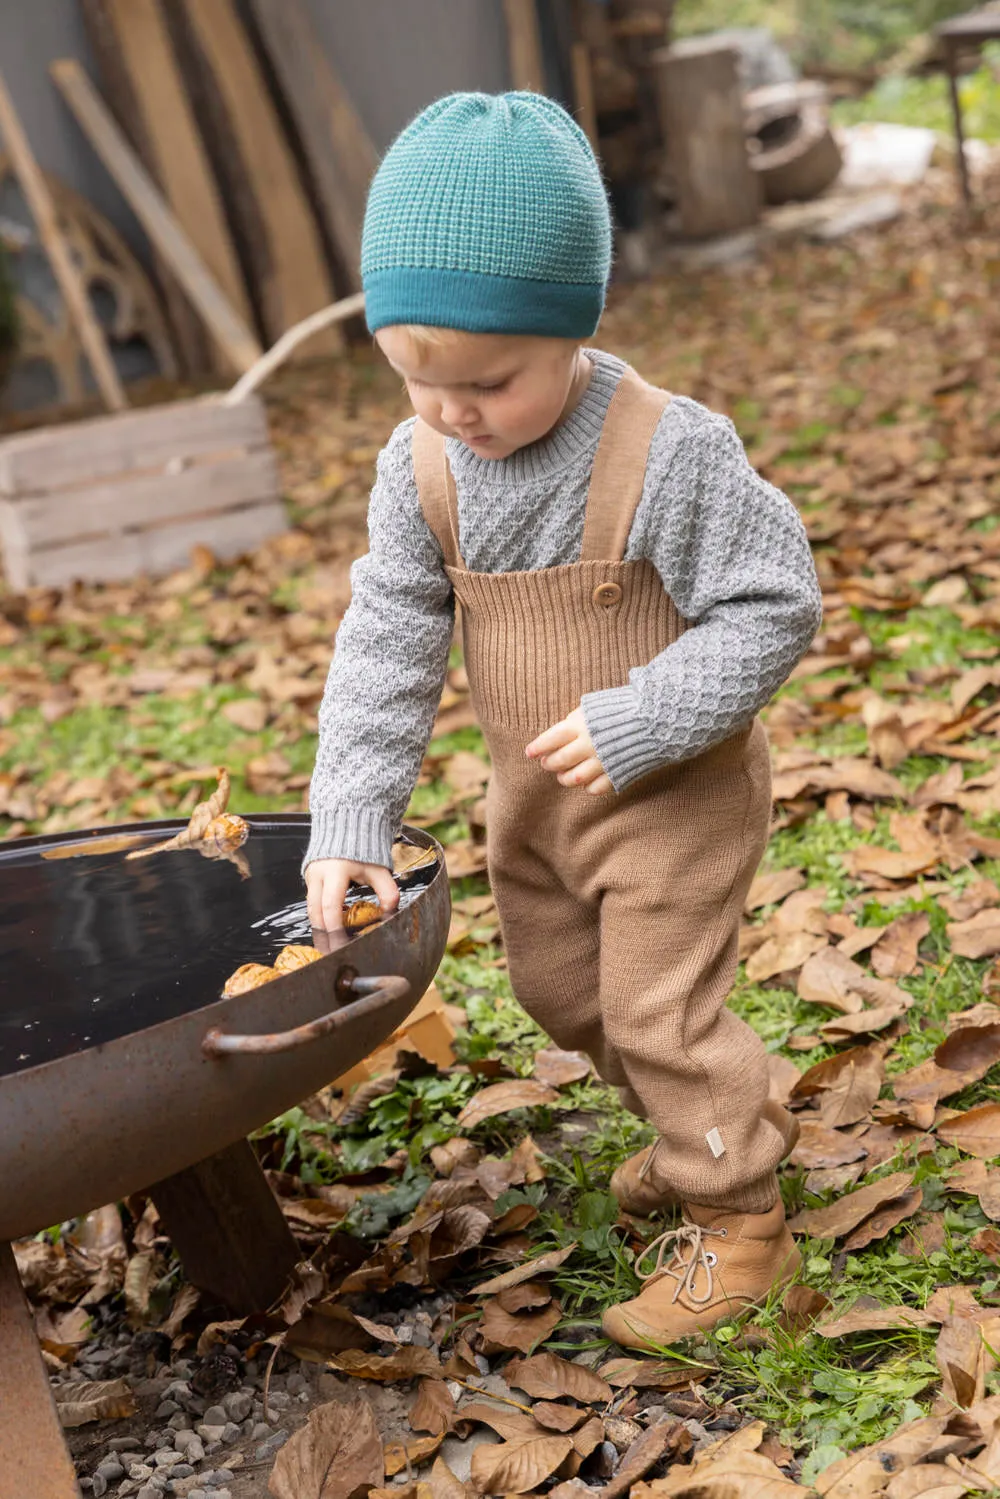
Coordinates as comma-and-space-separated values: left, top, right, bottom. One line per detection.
412, 369, 789, 1212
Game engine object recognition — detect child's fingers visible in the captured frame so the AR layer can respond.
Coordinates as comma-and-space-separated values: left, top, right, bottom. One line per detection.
318, 868, 351, 932
368, 866, 401, 916
557, 756, 605, 787
543, 736, 591, 773
585, 771, 614, 795
525, 718, 575, 758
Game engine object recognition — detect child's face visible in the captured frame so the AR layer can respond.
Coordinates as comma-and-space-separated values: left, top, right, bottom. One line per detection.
376, 327, 587, 460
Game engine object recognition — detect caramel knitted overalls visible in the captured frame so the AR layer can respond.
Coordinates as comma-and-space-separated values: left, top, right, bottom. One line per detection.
412, 369, 790, 1213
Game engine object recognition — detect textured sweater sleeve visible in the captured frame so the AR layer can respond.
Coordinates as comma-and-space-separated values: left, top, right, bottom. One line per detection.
304, 420, 454, 870
581, 406, 822, 791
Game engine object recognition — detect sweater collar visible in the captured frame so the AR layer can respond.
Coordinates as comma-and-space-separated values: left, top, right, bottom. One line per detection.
444, 348, 628, 486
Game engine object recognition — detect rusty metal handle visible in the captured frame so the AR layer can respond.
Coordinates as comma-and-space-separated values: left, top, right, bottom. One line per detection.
202, 971, 411, 1058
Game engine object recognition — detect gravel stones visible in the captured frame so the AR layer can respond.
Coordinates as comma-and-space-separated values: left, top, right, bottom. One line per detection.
222, 1390, 252, 1422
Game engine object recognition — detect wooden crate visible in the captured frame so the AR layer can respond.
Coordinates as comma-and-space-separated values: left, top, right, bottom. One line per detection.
0, 393, 286, 590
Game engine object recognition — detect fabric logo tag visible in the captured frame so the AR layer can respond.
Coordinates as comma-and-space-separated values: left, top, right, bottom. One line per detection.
706, 1127, 726, 1159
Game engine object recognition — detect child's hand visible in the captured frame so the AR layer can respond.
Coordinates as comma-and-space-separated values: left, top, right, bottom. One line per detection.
305, 857, 400, 933
525, 708, 613, 795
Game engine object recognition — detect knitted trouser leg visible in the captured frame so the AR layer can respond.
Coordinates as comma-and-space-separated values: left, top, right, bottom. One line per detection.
596, 724, 787, 1215
494, 859, 630, 1092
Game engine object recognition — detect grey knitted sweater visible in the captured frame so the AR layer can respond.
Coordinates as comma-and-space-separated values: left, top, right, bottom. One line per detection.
305, 349, 822, 871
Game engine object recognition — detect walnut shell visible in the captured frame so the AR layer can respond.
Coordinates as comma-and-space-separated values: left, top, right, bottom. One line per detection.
222, 962, 275, 996
344, 899, 382, 932
273, 944, 323, 974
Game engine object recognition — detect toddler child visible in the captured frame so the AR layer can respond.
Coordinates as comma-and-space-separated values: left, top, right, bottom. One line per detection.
304, 92, 823, 1349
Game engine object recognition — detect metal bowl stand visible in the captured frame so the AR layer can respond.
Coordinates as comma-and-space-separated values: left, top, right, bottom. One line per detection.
0, 1136, 304, 1498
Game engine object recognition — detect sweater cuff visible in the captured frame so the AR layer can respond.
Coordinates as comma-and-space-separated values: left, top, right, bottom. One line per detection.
581, 685, 667, 792
302, 804, 396, 872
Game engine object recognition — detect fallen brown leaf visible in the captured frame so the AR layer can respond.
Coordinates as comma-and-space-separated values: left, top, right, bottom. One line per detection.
788, 1170, 915, 1238
816, 1304, 936, 1338
940, 879, 1000, 922
471, 1245, 576, 1296
746, 928, 827, 984
533, 1048, 591, 1087
469, 1433, 573, 1494
409, 1377, 457, 1436
842, 1185, 923, 1251
457, 1080, 560, 1129
937, 1104, 1000, 1159
427, 1456, 470, 1499
507, 1351, 612, 1404
947, 909, 1000, 959
531, 1401, 585, 1433
970, 1227, 1000, 1263
480, 1298, 562, 1355
55, 1378, 136, 1428
329, 1347, 442, 1382
789, 1120, 869, 1170
497, 1281, 553, 1314
871, 912, 930, 978
599, 1356, 713, 1390
268, 1397, 383, 1499
745, 867, 806, 911
385, 1434, 446, 1476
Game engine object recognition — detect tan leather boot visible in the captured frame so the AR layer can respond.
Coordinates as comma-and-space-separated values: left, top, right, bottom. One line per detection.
611, 1106, 801, 1219
610, 1139, 680, 1218
602, 1199, 801, 1349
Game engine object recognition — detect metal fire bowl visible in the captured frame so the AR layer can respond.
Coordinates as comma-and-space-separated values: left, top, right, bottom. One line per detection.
0, 816, 450, 1242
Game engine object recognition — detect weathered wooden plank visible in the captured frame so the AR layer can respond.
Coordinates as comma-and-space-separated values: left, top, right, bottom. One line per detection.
21, 501, 287, 589
176, 0, 340, 358
103, 0, 253, 341
0, 1241, 79, 1499
0, 396, 268, 496
79, 0, 207, 375
655, 40, 761, 238
504, 0, 546, 91
15, 450, 278, 548
0, 66, 126, 412
249, 0, 377, 290
51, 60, 263, 377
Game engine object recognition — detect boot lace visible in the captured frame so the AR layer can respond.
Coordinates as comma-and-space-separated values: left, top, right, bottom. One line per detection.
635, 1217, 728, 1306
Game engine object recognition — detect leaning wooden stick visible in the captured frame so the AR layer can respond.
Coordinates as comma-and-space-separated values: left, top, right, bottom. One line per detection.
0, 63, 126, 411
50, 58, 263, 375
223, 293, 366, 405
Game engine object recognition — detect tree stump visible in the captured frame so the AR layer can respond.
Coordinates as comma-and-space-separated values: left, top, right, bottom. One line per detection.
654, 39, 761, 238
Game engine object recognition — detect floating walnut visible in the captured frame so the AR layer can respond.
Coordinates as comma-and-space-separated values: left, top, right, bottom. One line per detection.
126, 768, 250, 877
344, 899, 383, 933
222, 963, 276, 996
273, 945, 324, 974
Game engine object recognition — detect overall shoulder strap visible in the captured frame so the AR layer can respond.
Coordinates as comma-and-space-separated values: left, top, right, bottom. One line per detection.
579, 368, 672, 562
410, 419, 465, 570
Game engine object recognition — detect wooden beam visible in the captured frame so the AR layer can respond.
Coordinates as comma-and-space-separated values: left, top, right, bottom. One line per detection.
504, 0, 546, 92
101, 0, 254, 367
148, 1139, 300, 1316
176, 0, 341, 356
571, 41, 599, 151
0, 66, 126, 412
79, 0, 207, 374
51, 60, 263, 375
248, 0, 378, 291
0, 1241, 79, 1499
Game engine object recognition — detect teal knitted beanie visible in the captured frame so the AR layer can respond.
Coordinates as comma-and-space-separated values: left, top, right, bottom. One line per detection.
362, 92, 611, 339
